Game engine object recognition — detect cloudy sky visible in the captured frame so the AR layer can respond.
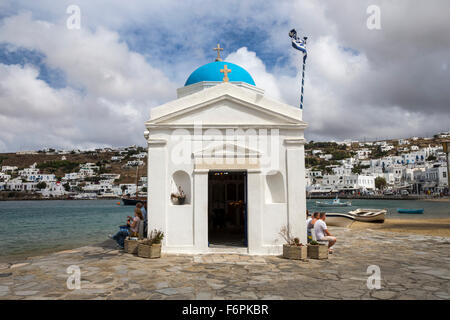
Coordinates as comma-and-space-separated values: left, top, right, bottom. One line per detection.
0, 0, 449, 152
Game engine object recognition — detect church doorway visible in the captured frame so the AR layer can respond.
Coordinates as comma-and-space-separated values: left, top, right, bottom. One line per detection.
208, 171, 247, 247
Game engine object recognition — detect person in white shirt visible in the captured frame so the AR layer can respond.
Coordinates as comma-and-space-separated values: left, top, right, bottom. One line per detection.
314, 212, 337, 253
307, 212, 320, 243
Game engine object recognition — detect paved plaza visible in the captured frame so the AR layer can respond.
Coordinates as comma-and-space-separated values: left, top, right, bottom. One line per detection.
0, 228, 449, 300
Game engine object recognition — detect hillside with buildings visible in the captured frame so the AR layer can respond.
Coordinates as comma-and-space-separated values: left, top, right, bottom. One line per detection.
0, 131, 449, 200
305, 131, 449, 197
0, 145, 148, 200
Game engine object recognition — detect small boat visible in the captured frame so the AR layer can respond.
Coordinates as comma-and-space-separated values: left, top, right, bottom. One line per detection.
316, 197, 352, 207
397, 208, 424, 214
323, 213, 355, 228
121, 164, 147, 206
122, 197, 147, 206
348, 208, 386, 223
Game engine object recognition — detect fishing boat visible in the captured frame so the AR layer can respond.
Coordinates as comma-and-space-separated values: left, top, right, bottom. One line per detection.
122, 197, 146, 206
348, 208, 386, 223
323, 213, 355, 228
397, 208, 424, 214
121, 165, 147, 206
316, 197, 352, 207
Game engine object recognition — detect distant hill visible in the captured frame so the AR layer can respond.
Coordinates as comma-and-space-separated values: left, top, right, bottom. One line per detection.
0, 151, 147, 184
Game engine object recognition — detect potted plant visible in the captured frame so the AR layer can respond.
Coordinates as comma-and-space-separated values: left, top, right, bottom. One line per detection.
124, 236, 141, 254
170, 186, 186, 205
137, 229, 164, 259
307, 240, 328, 259
279, 226, 307, 260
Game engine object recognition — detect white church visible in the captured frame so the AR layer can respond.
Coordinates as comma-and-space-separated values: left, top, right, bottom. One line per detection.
144, 46, 308, 255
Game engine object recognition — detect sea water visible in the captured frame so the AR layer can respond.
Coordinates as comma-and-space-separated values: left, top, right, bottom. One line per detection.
0, 199, 448, 262
0, 200, 130, 262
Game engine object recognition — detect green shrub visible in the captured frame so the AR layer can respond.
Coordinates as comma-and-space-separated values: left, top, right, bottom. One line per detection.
37, 160, 79, 172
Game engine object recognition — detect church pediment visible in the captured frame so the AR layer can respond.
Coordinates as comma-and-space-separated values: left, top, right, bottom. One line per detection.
146, 83, 307, 129
193, 142, 261, 158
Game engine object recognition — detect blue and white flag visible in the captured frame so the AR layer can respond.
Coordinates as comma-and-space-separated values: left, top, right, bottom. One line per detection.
289, 29, 307, 62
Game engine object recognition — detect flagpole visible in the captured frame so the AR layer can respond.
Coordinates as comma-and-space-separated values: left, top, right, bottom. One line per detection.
300, 54, 306, 109
289, 30, 307, 110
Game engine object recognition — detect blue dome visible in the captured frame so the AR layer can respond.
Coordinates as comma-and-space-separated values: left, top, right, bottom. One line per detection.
184, 61, 255, 86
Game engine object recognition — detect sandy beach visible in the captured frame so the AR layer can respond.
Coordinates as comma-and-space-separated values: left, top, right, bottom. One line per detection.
350, 218, 450, 237
423, 198, 450, 203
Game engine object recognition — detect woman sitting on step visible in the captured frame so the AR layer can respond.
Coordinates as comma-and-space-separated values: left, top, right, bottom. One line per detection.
109, 208, 143, 249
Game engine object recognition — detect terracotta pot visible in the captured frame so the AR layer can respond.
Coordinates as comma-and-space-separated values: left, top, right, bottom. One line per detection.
171, 196, 186, 205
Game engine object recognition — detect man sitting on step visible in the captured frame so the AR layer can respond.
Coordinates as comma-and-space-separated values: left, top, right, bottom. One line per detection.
314, 212, 337, 254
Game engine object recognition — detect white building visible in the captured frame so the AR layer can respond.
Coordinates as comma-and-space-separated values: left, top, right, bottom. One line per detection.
63, 172, 80, 180
119, 184, 137, 195
126, 160, 144, 167
356, 149, 371, 160
319, 154, 332, 160
99, 173, 120, 180
1, 166, 18, 173
381, 144, 394, 152
319, 174, 375, 191
144, 58, 307, 255
415, 164, 448, 193
79, 167, 97, 178
39, 182, 66, 197
0, 172, 11, 182
132, 153, 147, 159
437, 131, 450, 138
332, 165, 353, 176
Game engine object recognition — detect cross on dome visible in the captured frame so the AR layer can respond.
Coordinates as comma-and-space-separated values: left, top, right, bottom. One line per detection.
213, 43, 224, 61
220, 65, 232, 82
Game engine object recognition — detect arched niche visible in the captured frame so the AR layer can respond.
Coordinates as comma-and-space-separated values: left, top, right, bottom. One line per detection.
265, 171, 286, 203
171, 170, 191, 204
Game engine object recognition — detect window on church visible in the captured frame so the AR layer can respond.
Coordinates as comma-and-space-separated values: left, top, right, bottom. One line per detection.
171, 170, 191, 205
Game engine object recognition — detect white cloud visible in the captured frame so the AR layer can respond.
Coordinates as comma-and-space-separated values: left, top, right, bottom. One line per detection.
0, 12, 177, 152
225, 36, 449, 142
225, 47, 281, 100
0, 1, 449, 151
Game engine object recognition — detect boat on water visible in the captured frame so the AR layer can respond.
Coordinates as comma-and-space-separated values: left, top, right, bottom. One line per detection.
323, 213, 355, 227
316, 197, 352, 207
397, 208, 424, 214
348, 208, 386, 223
121, 164, 147, 206
122, 196, 147, 206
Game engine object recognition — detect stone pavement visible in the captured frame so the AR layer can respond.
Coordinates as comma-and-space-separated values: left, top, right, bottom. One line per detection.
0, 228, 449, 300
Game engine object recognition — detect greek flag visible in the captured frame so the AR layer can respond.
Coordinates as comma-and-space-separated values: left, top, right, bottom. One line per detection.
289, 29, 307, 62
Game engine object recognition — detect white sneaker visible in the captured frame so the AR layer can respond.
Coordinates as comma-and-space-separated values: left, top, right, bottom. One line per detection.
108, 234, 113, 239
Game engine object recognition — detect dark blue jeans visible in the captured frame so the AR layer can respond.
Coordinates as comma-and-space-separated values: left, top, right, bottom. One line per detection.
112, 230, 129, 248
